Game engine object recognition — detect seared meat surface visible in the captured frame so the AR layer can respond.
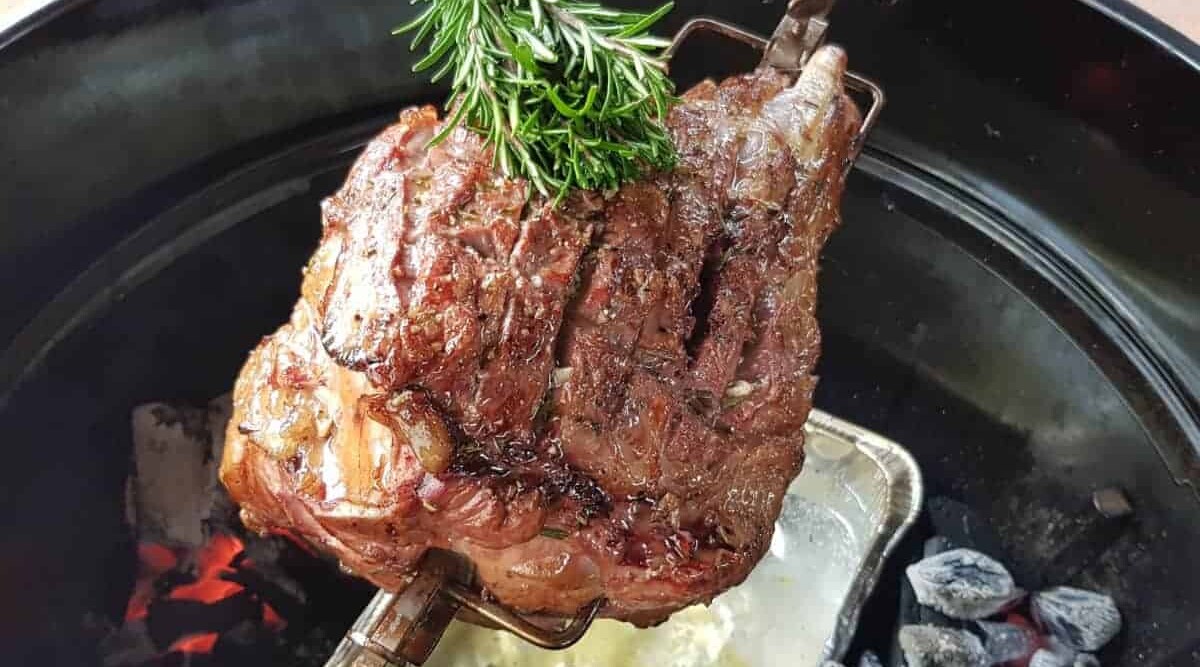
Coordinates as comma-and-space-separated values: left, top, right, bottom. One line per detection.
221, 46, 861, 626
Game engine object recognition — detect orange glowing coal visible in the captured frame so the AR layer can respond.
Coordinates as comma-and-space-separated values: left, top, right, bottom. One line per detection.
263, 603, 286, 631
122, 532, 288, 657
167, 534, 245, 604
124, 543, 178, 622
169, 632, 220, 654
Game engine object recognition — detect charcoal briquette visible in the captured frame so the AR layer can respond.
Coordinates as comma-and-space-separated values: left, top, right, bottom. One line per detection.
1029, 648, 1074, 667
905, 548, 1022, 619
898, 624, 990, 667
976, 620, 1036, 664
1032, 586, 1121, 652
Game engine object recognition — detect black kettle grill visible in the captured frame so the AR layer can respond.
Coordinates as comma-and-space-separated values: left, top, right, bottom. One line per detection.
1, 1, 1197, 665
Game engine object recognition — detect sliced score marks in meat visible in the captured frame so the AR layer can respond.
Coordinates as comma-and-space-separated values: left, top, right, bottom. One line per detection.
220, 46, 862, 627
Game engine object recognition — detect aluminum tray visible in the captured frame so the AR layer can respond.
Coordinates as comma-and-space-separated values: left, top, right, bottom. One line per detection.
422, 409, 923, 667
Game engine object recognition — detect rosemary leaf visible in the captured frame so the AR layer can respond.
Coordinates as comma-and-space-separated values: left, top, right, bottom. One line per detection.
396, 0, 678, 198
540, 527, 569, 540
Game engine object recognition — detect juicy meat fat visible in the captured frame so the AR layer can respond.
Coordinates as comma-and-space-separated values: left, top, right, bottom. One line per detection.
220, 46, 862, 626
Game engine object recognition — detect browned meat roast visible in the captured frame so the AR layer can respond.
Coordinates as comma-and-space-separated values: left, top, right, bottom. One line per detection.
220, 46, 861, 626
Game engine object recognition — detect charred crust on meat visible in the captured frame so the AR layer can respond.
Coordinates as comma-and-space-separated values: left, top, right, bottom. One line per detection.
220, 52, 860, 624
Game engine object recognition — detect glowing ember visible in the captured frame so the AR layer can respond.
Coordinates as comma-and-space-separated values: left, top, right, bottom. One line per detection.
168, 632, 220, 654
166, 577, 244, 604
124, 543, 179, 621
106, 396, 315, 666
140, 542, 179, 571
167, 533, 246, 604
196, 534, 244, 579
263, 603, 286, 631
119, 531, 290, 660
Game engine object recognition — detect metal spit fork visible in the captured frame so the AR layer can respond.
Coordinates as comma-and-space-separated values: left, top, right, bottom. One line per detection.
324, 3, 885, 664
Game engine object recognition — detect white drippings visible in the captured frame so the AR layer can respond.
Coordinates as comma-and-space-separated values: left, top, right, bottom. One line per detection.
425, 422, 899, 667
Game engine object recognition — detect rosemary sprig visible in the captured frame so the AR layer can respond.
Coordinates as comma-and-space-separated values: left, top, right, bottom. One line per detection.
394, 0, 677, 198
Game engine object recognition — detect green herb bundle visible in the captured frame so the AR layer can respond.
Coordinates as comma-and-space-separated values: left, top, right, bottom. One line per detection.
395, 0, 677, 198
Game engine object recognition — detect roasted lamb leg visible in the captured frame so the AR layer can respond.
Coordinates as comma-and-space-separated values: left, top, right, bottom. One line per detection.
221, 45, 861, 626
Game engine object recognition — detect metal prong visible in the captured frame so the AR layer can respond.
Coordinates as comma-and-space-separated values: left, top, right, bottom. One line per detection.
762, 0, 838, 71
325, 550, 469, 667
326, 549, 602, 666
664, 17, 768, 61
664, 15, 886, 161
325, 591, 409, 667
845, 71, 887, 158
446, 585, 603, 651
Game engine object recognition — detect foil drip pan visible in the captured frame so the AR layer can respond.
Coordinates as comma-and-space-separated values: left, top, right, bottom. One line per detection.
405, 409, 923, 666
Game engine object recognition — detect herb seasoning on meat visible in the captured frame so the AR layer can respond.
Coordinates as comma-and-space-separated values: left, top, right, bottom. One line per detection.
220, 29, 861, 624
